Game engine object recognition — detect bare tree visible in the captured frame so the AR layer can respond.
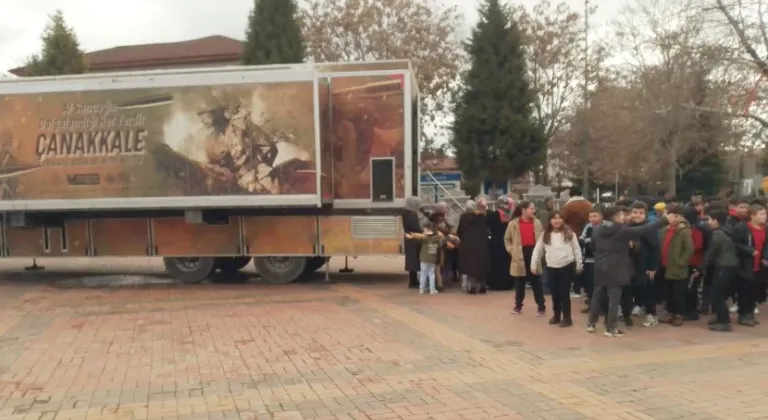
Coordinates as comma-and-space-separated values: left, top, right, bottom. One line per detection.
301, 0, 465, 132
514, 0, 602, 185
707, 0, 768, 130
606, 0, 735, 193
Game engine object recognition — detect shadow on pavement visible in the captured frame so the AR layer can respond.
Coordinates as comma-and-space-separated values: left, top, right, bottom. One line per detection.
0, 266, 407, 289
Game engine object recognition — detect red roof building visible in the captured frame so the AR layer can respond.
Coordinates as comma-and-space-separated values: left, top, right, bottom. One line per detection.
9, 35, 244, 75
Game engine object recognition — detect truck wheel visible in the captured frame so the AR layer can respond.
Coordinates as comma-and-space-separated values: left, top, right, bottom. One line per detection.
164, 257, 215, 284
253, 256, 307, 284
304, 257, 329, 274
214, 257, 252, 272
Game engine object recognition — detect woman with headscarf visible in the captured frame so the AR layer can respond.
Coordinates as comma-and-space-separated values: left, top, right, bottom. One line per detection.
457, 198, 492, 293
487, 196, 515, 290
403, 196, 423, 288
429, 202, 454, 290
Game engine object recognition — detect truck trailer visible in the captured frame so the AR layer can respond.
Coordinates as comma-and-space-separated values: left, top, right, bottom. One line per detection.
0, 60, 420, 284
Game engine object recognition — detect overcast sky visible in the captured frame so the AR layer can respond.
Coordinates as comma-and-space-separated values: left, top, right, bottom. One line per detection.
0, 0, 625, 73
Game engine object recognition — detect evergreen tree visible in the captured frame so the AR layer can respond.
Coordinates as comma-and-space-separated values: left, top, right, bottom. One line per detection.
450, 0, 545, 182
24, 10, 86, 76
242, 0, 306, 65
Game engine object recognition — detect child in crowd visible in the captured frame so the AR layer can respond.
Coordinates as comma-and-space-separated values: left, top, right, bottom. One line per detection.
506, 201, 547, 315
436, 219, 461, 286
727, 198, 758, 326
627, 201, 661, 328
703, 208, 738, 332
531, 211, 583, 327
405, 223, 458, 295
579, 207, 603, 313
746, 205, 767, 323
587, 206, 667, 337
684, 207, 705, 321
658, 204, 694, 327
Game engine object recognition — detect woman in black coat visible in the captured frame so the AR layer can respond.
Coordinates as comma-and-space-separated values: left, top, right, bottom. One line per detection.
402, 196, 423, 288
487, 196, 515, 290
457, 198, 492, 294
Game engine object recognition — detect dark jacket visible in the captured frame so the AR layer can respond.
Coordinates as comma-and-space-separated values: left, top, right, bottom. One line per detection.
659, 221, 694, 280
703, 228, 739, 269
457, 212, 491, 278
402, 210, 422, 272
725, 215, 755, 279
579, 223, 599, 263
628, 220, 660, 275
592, 218, 668, 287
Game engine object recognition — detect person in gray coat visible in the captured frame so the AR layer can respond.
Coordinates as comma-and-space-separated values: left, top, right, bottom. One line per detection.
587, 205, 668, 337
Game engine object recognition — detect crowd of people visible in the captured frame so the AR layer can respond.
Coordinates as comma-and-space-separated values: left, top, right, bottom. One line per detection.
401, 192, 768, 337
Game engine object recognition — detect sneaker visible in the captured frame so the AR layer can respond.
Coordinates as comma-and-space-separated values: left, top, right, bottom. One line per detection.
467, 287, 477, 295
642, 314, 658, 328
709, 323, 733, 332
570, 292, 582, 299
671, 316, 684, 327
511, 307, 522, 315
604, 328, 625, 337
755, 307, 760, 315
739, 316, 755, 327
730, 304, 738, 313
419, 289, 426, 295
631, 306, 643, 317
586, 323, 596, 333
478, 287, 487, 294
430, 289, 439, 295
536, 310, 545, 317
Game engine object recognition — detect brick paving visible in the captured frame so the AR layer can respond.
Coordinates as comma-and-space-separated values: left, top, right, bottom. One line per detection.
0, 257, 767, 419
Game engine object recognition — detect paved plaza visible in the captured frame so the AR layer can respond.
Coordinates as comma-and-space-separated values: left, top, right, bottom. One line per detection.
0, 256, 767, 419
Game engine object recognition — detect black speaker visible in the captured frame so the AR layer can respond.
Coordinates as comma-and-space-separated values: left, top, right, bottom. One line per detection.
371, 158, 395, 202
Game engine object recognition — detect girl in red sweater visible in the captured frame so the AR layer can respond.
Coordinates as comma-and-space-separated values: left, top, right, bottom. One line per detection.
748, 205, 768, 314
684, 208, 705, 320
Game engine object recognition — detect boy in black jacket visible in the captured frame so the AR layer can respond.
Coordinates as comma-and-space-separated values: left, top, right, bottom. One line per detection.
578, 207, 603, 313
627, 201, 661, 328
726, 197, 758, 326
703, 209, 739, 331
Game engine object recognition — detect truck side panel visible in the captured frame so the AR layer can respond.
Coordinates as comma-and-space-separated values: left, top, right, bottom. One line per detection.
0, 214, 404, 258
152, 217, 240, 256
0, 76, 321, 211
5, 220, 89, 256
242, 216, 316, 255
319, 216, 402, 256
329, 75, 406, 200
91, 218, 150, 256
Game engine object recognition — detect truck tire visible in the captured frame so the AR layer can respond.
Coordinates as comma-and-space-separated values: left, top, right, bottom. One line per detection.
164, 257, 215, 284
214, 257, 252, 273
304, 257, 329, 274
253, 256, 307, 284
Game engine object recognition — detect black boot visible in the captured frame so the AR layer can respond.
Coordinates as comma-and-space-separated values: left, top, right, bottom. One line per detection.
549, 314, 561, 325
408, 272, 419, 289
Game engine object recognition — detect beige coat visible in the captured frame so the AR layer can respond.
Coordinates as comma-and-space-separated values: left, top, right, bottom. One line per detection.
504, 218, 544, 277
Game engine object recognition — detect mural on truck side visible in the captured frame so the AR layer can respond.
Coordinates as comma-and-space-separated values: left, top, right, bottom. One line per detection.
328, 75, 406, 199
0, 82, 319, 200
